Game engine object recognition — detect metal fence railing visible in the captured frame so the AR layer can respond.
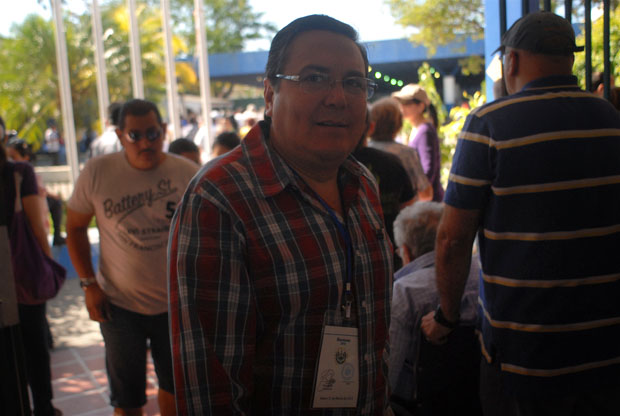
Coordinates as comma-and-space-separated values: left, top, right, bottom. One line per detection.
497, 0, 614, 100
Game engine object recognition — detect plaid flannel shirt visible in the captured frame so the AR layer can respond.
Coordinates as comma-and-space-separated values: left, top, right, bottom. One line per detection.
168, 121, 393, 415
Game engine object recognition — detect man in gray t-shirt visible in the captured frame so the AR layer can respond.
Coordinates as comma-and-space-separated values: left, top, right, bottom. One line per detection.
66, 99, 197, 416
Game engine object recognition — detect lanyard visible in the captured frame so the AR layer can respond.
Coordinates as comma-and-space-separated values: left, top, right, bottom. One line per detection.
293, 172, 354, 319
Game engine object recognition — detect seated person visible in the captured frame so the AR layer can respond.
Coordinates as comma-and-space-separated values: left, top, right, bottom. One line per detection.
389, 202, 480, 403
168, 138, 201, 165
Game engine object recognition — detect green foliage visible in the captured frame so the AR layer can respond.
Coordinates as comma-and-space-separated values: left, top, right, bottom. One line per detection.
0, 0, 273, 146
438, 88, 486, 186
573, 6, 620, 89
0, 15, 67, 148
386, 0, 484, 56
416, 63, 448, 125
159, 0, 276, 54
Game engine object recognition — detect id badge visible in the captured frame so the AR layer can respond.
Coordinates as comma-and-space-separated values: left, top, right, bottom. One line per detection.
312, 311, 359, 408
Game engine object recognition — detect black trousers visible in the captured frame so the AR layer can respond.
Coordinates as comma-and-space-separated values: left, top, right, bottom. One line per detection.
46, 196, 62, 242
18, 303, 55, 416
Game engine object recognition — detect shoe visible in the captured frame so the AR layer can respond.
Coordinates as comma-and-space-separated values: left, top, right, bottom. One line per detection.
53, 236, 66, 246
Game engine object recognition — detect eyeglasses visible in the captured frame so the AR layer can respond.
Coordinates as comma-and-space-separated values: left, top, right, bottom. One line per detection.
275, 73, 377, 99
125, 127, 162, 143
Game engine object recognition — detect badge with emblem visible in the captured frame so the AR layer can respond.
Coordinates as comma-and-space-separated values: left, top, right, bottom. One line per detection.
335, 347, 347, 364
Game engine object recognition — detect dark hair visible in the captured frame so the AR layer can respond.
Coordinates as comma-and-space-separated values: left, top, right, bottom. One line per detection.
118, 99, 163, 130
0, 117, 5, 168
427, 103, 439, 128
7, 138, 36, 162
0, 144, 5, 169
265, 15, 369, 87
108, 102, 123, 126
169, 138, 199, 155
213, 132, 241, 151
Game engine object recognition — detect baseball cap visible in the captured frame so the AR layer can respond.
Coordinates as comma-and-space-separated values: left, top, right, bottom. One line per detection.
495, 11, 584, 56
392, 84, 430, 105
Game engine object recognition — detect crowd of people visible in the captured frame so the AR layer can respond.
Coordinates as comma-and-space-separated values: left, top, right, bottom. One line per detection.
1, 10, 619, 416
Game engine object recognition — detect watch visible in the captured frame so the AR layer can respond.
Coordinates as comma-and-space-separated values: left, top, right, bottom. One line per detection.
434, 305, 459, 329
79, 277, 97, 289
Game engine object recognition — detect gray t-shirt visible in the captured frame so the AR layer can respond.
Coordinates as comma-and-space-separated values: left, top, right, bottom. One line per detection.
68, 151, 198, 314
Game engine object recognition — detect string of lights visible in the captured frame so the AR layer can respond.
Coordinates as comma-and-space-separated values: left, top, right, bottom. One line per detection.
368, 65, 442, 89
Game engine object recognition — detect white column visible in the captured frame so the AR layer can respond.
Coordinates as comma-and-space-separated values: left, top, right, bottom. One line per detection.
442, 75, 456, 106
91, 0, 110, 132
194, 0, 214, 151
51, 0, 79, 183
161, 0, 181, 138
127, 0, 144, 98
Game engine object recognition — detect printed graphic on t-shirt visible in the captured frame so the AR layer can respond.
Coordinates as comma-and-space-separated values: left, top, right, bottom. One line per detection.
102, 178, 179, 251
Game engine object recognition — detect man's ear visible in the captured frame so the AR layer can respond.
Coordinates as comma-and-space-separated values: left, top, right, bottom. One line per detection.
506, 50, 519, 77
264, 78, 275, 118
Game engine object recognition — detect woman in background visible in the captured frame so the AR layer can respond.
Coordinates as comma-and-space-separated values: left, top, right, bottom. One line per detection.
367, 97, 432, 201
393, 84, 445, 202
7, 138, 65, 246
1, 138, 61, 416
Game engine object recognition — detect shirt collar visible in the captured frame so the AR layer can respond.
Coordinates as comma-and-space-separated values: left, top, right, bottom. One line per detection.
394, 250, 435, 281
242, 120, 366, 201
521, 75, 580, 92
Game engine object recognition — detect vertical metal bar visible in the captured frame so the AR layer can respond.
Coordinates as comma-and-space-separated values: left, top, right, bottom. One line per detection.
603, 0, 611, 100
500, 0, 507, 36
92, 0, 110, 133
127, 0, 144, 98
161, 0, 181, 139
544, 0, 552, 12
194, 0, 214, 152
585, 0, 592, 92
522, 0, 529, 15
51, 0, 79, 183
564, 0, 572, 23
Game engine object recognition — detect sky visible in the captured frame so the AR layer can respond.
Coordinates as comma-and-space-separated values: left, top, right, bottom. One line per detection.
2, 0, 411, 50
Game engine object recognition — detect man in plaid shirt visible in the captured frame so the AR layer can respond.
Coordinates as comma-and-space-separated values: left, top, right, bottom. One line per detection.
168, 14, 393, 415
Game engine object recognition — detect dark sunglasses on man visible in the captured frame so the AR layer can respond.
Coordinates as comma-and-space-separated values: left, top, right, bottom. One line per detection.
125, 127, 162, 143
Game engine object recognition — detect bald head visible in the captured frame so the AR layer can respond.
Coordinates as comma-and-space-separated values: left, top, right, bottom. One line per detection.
502, 47, 574, 94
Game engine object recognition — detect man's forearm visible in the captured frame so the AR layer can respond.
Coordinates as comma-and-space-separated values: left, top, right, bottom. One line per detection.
435, 235, 473, 321
434, 206, 480, 322
66, 227, 95, 278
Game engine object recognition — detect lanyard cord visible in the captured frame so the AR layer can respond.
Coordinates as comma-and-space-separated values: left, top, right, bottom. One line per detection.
292, 170, 354, 319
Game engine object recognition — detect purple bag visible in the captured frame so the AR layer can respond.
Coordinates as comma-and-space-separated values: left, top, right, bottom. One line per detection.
9, 171, 66, 305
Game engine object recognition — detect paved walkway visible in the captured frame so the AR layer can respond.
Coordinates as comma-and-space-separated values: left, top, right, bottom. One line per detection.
46, 234, 161, 415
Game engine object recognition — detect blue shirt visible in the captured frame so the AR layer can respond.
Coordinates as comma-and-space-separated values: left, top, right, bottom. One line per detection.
445, 75, 620, 395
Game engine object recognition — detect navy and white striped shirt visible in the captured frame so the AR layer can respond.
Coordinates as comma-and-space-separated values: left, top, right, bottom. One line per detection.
445, 75, 620, 395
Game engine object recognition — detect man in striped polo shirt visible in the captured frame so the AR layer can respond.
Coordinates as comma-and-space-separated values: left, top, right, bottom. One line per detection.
422, 11, 620, 416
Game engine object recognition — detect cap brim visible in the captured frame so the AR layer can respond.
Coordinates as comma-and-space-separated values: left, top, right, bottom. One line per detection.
391, 92, 410, 101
